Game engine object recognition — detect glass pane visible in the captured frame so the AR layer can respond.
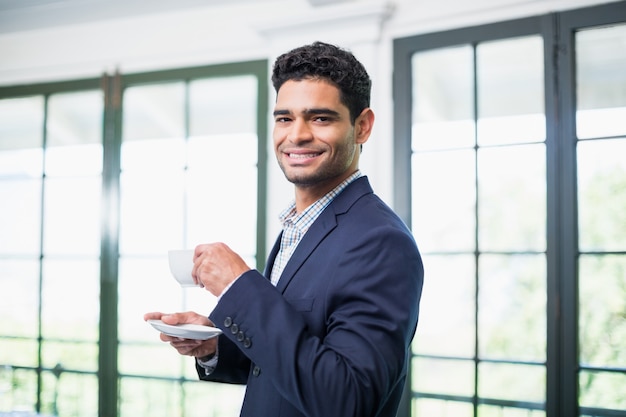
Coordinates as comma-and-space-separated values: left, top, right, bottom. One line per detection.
45, 372, 98, 417
119, 344, 183, 378
182, 381, 246, 417
0, 339, 38, 368
579, 370, 626, 411
578, 255, 626, 367
577, 139, 626, 252
576, 24, 626, 139
187, 75, 259, 261
120, 84, 186, 254
123, 83, 185, 141
0, 259, 39, 338
190, 75, 257, 136
413, 254, 475, 357
477, 36, 545, 145
187, 134, 258, 255
0, 368, 38, 412
478, 254, 546, 361
414, 399, 473, 417
0, 96, 44, 150
0, 96, 44, 177
412, 45, 475, 151
46, 91, 103, 176
121, 137, 186, 172
119, 170, 185, 254
46, 143, 102, 177
47, 91, 103, 147
43, 176, 101, 256
41, 341, 98, 371
0, 365, 11, 409
413, 357, 475, 397
0, 179, 42, 255
478, 362, 545, 403
477, 144, 546, 252
39, 371, 58, 416
118, 378, 182, 417
412, 149, 476, 252
0, 147, 43, 178
41, 259, 100, 341
0, 96, 44, 178
478, 404, 545, 417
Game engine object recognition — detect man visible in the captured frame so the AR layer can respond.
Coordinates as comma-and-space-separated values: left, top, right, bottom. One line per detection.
145, 41, 424, 417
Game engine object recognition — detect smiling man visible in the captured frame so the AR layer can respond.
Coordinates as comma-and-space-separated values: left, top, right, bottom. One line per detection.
145, 41, 424, 417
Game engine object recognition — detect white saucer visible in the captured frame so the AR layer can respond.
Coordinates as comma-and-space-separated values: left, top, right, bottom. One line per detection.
148, 319, 222, 340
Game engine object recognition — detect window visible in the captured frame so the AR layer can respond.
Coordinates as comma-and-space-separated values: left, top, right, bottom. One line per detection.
575, 21, 626, 417
393, 2, 626, 416
0, 88, 103, 416
0, 60, 268, 417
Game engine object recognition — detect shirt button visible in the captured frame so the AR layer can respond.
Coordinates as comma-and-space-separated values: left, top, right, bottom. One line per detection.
223, 317, 233, 328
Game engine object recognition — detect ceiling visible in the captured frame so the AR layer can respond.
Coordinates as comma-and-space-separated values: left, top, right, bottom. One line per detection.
0, 0, 342, 34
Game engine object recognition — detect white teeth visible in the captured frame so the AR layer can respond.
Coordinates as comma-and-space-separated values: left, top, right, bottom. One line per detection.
289, 153, 318, 159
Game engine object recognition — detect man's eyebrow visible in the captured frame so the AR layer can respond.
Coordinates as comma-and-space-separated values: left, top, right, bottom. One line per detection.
273, 108, 341, 116
304, 108, 341, 117
273, 108, 342, 118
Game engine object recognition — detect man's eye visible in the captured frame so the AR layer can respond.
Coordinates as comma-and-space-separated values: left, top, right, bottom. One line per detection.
275, 117, 291, 123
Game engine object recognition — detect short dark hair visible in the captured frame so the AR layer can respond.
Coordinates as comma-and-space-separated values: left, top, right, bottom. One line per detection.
271, 41, 371, 125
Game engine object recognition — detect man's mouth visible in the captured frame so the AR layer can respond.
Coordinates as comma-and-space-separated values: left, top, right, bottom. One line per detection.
288, 152, 321, 159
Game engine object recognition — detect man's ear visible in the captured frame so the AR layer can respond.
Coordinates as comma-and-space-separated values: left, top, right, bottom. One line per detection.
355, 108, 375, 145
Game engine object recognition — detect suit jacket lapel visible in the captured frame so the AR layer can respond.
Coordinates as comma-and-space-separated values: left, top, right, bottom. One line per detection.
274, 176, 373, 293
263, 232, 282, 279
275, 211, 337, 292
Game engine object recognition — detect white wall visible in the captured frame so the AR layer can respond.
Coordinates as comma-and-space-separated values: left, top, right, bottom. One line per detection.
0, 0, 617, 240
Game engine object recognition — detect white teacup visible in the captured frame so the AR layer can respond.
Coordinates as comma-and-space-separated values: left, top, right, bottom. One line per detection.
168, 249, 201, 287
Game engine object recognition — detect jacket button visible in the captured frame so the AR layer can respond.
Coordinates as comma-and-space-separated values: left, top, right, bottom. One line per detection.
252, 366, 261, 377
230, 323, 239, 334
223, 317, 232, 328
243, 337, 252, 348
237, 330, 245, 342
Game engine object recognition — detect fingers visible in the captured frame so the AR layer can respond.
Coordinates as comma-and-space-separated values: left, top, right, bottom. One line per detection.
167, 336, 218, 357
143, 312, 164, 321
145, 311, 211, 328
159, 311, 211, 326
192, 243, 251, 296
167, 338, 205, 356
170, 338, 203, 349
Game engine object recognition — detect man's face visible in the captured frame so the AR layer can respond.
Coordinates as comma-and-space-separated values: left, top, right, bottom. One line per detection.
273, 79, 363, 192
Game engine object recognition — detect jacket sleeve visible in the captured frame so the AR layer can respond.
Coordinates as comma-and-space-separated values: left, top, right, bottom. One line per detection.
196, 330, 251, 385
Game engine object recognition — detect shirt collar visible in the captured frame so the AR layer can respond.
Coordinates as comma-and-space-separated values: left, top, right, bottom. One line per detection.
278, 170, 362, 227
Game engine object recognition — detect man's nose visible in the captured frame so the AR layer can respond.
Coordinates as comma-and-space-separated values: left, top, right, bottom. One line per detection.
287, 119, 313, 142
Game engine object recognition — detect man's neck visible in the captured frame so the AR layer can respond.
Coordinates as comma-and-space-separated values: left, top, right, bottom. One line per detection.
293, 170, 360, 213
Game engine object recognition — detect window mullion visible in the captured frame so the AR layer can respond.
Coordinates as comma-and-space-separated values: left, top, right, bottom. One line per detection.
99, 71, 122, 417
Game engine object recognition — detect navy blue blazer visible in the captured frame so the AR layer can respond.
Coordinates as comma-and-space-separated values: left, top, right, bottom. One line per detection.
199, 176, 424, 417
